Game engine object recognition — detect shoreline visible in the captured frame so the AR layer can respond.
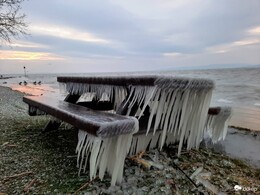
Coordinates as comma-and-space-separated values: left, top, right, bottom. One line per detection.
0, 85, 259, 194
0, 77, 15, 79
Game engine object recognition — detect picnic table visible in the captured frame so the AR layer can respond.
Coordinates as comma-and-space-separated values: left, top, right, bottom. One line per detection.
23, 74, 232, 186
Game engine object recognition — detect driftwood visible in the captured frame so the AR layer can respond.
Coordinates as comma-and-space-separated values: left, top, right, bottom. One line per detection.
3, 171, 33, 181
128, 151, 164, 170
73, 178, 97, 194
23, 178, 37, 192
128, 151, 151, 169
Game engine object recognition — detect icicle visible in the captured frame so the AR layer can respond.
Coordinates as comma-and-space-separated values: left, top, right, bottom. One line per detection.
59, 82, 67, 95
121, 86, 156, 116
146, 90, 160, 135
195, 90, 213, 149
76, 125, 138, 186
76, 130, 87, 171
153, 90, 167, 133
129, 137, 138, 156
129, 131, 161, 156
135, 134, 152, 154
137, 87, 156, 117
149, 132, 161, 150
205, 107, 232, 143
61, 82, 128, 110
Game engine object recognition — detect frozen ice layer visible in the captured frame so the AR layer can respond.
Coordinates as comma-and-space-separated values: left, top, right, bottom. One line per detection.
76, 130, 137, 186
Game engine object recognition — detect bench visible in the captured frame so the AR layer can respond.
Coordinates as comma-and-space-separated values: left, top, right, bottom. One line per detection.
23, 96, 138, 138
23, 75, 232, 186
23, 95, 139, 186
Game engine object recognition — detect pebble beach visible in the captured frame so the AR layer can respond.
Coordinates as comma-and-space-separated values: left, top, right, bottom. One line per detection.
0, 85, 260, 194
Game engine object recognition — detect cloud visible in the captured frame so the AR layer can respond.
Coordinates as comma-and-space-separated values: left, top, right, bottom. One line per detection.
23, 0, 260, 55
206, 24, 260, 54
1, 0, 259, 73
9, 41, 48, 49
248, 26, 260, 35
0, 50, 64, 61
162, 52, 183, 57
30, 24, 110, 44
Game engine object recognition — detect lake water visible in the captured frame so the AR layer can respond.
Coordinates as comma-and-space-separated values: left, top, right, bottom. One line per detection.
1, 67, 260, 130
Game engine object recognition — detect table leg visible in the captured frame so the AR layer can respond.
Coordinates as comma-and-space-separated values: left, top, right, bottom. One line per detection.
64, 94, 81, 103
42, 120, 62, 133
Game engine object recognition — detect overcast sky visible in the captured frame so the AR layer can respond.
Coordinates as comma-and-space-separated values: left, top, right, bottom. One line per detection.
1, 0, 260, 74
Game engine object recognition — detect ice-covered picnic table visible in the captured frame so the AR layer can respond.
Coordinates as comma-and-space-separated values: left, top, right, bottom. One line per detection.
57, 75, 230, 148
24, 75, 232, 186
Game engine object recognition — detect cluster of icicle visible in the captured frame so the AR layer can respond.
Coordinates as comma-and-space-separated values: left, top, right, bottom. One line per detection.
76, 129, 137, 186
60, 82, 127, 111
204, 107, 232, 143
129, 107, 232, 157
60, 76, 215, 156
59, 76, 233, 185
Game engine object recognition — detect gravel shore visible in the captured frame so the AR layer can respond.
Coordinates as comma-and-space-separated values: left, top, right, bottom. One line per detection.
0, 86, 259, 194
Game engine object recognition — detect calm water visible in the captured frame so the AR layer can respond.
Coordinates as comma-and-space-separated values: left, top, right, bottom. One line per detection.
1, 67, 260, 130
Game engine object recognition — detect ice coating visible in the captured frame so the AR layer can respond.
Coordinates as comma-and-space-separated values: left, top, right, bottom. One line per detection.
54, 75, 232, 185
129, 131, 162, 156
60, 82, 128, 111
76, 129, 137, 186
23, 96, 138, 138
129, 108, 232, 157
22, 75, 233, 186
204, 107, 232, 143
59, 75, 216, 156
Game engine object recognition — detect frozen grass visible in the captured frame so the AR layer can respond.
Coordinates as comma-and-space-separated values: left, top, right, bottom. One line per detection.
0, 86, 259, 194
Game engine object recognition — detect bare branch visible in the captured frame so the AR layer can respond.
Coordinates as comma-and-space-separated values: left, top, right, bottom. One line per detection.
0, 0, 28, 44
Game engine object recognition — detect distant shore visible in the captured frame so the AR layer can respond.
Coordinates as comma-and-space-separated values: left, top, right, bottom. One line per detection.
0, 76, 15, 79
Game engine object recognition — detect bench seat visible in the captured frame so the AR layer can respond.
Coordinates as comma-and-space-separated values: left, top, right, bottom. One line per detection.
23, 96, 138, 138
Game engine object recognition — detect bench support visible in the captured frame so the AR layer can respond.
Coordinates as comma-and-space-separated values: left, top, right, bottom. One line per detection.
43, 120, 62, 133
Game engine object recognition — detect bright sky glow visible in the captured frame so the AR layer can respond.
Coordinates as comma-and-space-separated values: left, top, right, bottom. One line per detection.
9, 41, 48, 49
248, 26, 260, 35
0, 51, 63, 61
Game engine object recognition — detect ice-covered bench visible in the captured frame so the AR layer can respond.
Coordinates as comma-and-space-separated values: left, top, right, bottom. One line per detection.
23, 74, 232, 186
23, 95, 138, 185
23, 96, 138, 138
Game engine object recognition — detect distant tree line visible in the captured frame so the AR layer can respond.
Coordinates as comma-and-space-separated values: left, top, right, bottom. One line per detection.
0, 0, 28, 43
